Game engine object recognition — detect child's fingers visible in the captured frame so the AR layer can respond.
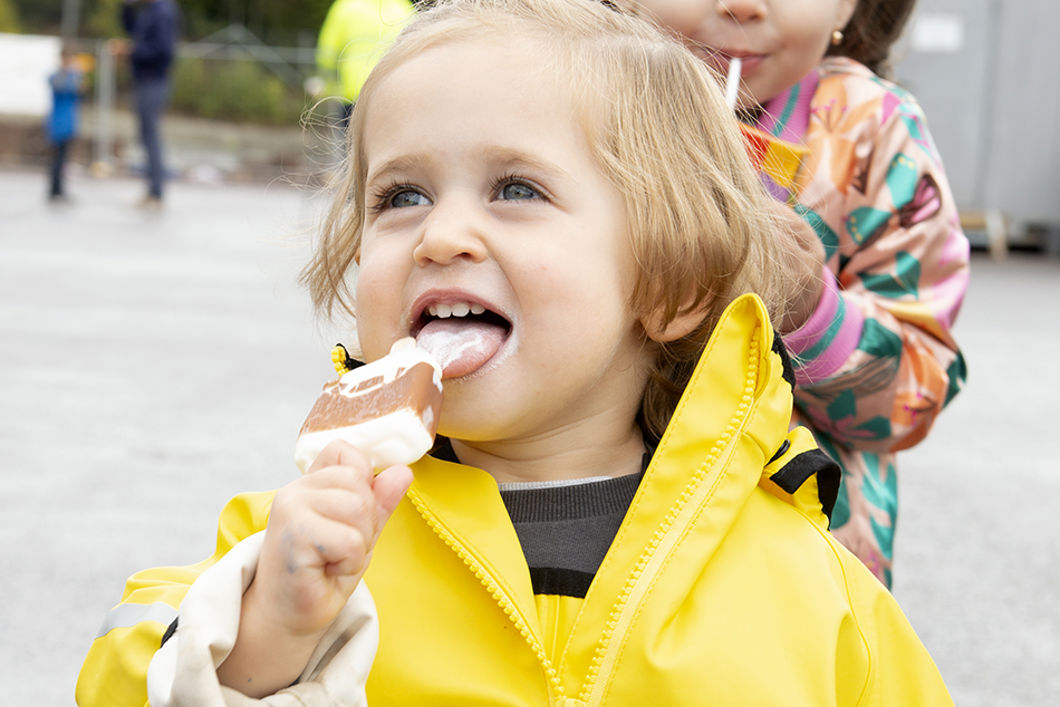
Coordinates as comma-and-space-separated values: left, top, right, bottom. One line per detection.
300, 443, 412, 530
285, 515, 372, 579
303, 486, 378, 536
269, 446, 413, 585
314, 518, 373, 578
306, 440, 373, 476
373, 465, 414, 529
298, 464, 374, 495
302, 466, 412, 548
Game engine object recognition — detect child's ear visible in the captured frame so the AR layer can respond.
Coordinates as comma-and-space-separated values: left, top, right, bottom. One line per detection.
641, 304, 705, 343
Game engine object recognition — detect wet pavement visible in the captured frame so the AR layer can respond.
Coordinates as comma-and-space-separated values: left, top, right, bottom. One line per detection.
1, 168, 1057, 705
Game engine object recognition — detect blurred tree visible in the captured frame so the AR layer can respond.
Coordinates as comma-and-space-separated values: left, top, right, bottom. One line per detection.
171, 56, 306, 124
84, 0, 123, 38
200, 0, 334, 44
0, 0, 20, 32
11, 0, 60, 32
14, 0, 337, 43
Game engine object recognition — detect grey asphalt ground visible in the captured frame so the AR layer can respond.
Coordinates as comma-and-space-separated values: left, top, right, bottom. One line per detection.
1, 168, 1058, 705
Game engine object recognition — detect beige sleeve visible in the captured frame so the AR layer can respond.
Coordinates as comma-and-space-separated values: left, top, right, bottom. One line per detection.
147, 532, 379, 707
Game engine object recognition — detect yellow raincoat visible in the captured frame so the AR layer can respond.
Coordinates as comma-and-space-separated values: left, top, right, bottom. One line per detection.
76, 295, 951, 705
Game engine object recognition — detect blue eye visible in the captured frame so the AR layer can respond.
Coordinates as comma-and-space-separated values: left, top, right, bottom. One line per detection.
389, 189, 431, 208
497, 181, 539, 201
369, 183, 431, 214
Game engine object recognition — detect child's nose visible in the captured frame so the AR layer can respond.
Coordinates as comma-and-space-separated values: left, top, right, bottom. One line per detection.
412, 199, 488, 266
717, 0, 768, 23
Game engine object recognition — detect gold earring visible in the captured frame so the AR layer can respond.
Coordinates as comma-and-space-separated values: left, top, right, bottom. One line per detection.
831, 29, 844, 46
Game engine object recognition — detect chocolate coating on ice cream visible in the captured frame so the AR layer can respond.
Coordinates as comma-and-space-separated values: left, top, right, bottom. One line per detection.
299, 362, 442, 435
294, 338, 443, 472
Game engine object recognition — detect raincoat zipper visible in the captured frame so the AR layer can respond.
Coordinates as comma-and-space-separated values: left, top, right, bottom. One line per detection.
401, 330, 761, 706
406, 489, 570, 703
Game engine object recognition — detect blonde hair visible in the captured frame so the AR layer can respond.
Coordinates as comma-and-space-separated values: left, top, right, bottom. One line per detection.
301, 0, 799, 442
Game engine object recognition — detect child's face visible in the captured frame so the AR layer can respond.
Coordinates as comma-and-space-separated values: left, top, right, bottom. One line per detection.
635, 0, 856, 107
354, 37, 653, 444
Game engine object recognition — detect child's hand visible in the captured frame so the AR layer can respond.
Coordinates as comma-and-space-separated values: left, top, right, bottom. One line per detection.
218, 441, 412, 696
106, 39, 131, 56
252, 441, 412, 637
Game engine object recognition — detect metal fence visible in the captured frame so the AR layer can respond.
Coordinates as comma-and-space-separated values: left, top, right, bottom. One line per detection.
90, 24, 321, 176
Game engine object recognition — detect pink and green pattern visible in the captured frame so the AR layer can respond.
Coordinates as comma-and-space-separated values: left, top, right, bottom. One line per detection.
753, 57, 969, 587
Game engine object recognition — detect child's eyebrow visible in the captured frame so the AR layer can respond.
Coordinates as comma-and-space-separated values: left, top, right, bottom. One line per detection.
366, 154, 427, 186
366, 147, 570, 186
489, 148, 570, 182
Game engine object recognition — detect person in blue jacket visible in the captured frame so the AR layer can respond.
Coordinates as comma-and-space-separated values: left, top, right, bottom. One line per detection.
46, 45, 83, 202
120, 0, 181, 207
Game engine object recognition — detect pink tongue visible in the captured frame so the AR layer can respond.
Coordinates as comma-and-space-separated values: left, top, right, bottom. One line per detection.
416, 318, 507, 379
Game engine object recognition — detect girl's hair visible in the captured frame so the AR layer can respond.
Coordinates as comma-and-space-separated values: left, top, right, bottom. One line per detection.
301, 0, 802, 442
828, 0, 917, 77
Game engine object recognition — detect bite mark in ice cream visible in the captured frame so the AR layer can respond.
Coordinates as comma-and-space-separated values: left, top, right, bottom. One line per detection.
294, 338, 443, 473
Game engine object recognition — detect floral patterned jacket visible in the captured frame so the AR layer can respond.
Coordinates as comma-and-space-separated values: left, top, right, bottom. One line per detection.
756, 57, 969, 586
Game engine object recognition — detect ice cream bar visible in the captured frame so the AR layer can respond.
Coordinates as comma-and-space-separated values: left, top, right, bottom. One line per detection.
294, 338, 443, 473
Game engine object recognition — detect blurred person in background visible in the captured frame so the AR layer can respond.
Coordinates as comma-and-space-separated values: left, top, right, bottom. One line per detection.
312, 0, 416, 130
119, 0, 181, 207
46, 44, 84, 203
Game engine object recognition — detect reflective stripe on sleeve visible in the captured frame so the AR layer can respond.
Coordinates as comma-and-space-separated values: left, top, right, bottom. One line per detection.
95, 601, 178, 638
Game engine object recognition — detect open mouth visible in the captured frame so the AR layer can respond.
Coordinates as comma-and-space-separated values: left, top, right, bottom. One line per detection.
412, 300, 512, 379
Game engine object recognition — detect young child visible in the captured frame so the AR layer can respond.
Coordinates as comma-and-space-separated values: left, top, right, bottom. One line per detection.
46, 45, 83, 202
76, 0, 952, 704
628, 0, 970, 586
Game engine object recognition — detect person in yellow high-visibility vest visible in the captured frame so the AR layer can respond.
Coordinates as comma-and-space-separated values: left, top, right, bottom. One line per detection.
315, 0, 416, 126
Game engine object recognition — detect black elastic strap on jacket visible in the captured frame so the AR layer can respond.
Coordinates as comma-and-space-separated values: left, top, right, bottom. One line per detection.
768, 449, 841, 525
771, 331, 796, 390
160, 617, 178, 647
766, 439, 791, 466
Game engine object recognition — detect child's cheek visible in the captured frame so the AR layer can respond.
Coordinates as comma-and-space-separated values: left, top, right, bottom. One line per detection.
353, 255, 405, 360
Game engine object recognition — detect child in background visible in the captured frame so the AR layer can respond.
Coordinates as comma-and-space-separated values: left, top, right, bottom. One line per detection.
46, 45, 83, 202
76, 0, 952, 704
629, 0, 970, 586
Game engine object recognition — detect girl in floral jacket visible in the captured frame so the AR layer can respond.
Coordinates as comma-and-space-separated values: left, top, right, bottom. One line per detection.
631, 0, 969, 586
